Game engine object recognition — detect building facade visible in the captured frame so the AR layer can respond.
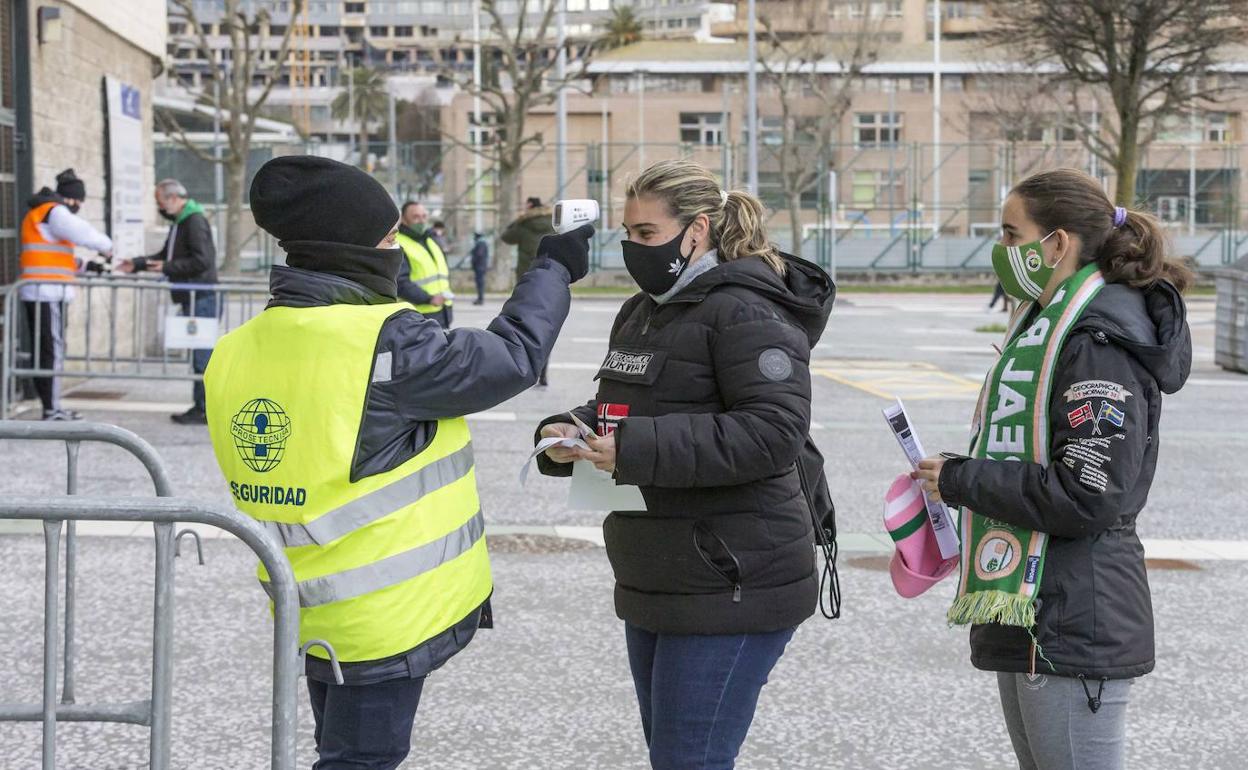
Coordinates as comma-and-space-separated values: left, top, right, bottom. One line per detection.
2, 0, 166, 283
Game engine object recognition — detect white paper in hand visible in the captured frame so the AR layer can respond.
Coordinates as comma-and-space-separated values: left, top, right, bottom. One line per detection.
519, 436, 589, 485
569, 460, 646, 511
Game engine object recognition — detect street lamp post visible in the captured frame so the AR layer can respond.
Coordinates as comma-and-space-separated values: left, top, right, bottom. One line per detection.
556, 0, 567, 199
473, 0, 484, 235
746, 0, 758, 195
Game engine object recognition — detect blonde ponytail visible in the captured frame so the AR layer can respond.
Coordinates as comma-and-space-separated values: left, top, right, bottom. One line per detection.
626, 159, 785, 275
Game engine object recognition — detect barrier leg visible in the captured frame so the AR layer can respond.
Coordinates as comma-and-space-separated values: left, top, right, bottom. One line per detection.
62, 441, 79, 705
150, 522, 175, 770
41, 520, 61, 770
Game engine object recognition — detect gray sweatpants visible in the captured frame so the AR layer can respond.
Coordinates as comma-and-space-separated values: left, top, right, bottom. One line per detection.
996, 672, 1134, 770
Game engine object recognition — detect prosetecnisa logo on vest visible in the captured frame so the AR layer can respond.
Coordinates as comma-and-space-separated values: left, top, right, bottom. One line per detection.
230, 398, 291, 472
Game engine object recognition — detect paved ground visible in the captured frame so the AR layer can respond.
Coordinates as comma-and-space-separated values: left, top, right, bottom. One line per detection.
1, 290, 1246, 768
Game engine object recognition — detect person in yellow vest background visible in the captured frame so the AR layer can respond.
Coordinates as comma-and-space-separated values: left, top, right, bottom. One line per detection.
19, 169, 114, 421
395, 200, 454, 329
203, 155, 592, 770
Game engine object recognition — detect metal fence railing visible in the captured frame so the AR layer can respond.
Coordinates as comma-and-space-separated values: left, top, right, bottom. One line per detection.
1, 277, 272, 417
0, 420, 319, 769
159, 138, 1248, 275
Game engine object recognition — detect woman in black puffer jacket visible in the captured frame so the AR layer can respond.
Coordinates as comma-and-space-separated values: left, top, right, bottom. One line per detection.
535, 159, 835, 770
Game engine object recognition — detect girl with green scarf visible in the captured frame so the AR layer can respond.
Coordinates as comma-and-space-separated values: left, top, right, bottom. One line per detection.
911, 168, 1193, 770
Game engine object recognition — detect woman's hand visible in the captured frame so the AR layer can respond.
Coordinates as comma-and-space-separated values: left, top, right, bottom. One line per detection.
910, 456, 947, 502
541, 423, 581, 464
578, 430, 618, 474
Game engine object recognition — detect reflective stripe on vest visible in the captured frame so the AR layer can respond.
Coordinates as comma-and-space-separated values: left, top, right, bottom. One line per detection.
204, 301, 490, 662
21, 242, 75, 254
397, 233, 453, 313
20, 202, 77, 283
261, 509, 484, 607
262, 442, 475, 548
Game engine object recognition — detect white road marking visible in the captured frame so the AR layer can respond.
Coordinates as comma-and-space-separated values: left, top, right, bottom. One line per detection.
468, 411, 517, 422
916, 345, 997, 355
1184, 378, 1248, 387
568, 337, 610, 344
548, 362, 601, 370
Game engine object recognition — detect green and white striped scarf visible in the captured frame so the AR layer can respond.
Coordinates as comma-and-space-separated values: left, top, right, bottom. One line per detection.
948, 263, 1106, 628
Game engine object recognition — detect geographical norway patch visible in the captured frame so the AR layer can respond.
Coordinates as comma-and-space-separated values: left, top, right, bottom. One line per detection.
601, 350, 653, 376
1064, 380, 1133, 403
597, 402, 630, 436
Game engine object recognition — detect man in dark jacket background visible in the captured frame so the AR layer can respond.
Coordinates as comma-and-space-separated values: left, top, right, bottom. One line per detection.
501, 196, 556, 385
501, 196, 554, 282
120, 178, 218, 424
470, 231, 489, 305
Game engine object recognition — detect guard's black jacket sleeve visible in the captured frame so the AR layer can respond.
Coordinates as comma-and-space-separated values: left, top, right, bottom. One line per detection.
372, 259, 571, 421
939, 333, 1153, 539
533, 400, 598, 478
614, 296, 812, 489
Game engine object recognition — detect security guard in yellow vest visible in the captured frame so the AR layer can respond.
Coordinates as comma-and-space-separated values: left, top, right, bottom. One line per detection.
395, 201, 454, 329
204, 156, 592, 769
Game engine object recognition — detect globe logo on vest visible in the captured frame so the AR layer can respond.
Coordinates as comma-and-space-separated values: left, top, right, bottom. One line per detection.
230, 398, 291, 473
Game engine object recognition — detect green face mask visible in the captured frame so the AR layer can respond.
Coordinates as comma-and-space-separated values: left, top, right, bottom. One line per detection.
990, 231, 1059, 301
410, 222, 428, 236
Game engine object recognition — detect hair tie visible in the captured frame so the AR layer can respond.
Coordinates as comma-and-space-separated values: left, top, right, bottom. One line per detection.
720, 189, 729, 208
1112, 206, 1127, 228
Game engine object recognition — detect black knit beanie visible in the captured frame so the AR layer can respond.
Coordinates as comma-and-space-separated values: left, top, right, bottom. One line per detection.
250, 155, 398, 247
56, 169, 85, 200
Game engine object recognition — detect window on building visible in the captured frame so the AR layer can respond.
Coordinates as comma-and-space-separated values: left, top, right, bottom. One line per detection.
345, 2, 366, 12
468, 112, 502, 145
887, 0, 903, 17
201, 23, 215, 35
1206, 112, 1231, 143
680, 113, 724, 145
320, 26, 339, 37
760, 116, 784, 146
854, 112, 902, 148
369, 26, 389, 37
395, 25, 414, 37
345, 28, 363, 43
169, 22, 187, 36
269, 25, 286, 37
1003, 121, 1045, 142
942, 75, 964, 91
851, 170, 905, 207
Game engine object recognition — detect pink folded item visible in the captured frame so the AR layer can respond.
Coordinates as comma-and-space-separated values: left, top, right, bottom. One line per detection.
884, 474, 959, 598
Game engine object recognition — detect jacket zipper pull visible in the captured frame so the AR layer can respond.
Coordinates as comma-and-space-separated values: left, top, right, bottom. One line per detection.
732, 584, 742, 603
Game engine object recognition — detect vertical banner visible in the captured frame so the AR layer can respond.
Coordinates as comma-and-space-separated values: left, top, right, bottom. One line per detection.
104, 77, 145, 258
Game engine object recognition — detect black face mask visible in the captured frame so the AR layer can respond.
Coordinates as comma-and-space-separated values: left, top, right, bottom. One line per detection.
622, 221, 695, 296
158, 208, 176, 222
66, 203, 80, 214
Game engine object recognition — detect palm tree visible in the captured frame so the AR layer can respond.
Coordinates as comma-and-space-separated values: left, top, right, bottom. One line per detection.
331, 67, 389, 169
602, 6, 643, 50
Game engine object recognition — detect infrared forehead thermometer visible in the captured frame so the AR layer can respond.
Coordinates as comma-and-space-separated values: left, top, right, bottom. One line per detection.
552, 199, 600, 234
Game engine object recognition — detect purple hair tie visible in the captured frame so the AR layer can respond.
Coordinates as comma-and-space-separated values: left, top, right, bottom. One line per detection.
1112, 206, 1128, 228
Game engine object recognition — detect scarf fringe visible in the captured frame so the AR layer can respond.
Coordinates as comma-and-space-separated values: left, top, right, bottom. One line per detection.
947, 589, 1037, 628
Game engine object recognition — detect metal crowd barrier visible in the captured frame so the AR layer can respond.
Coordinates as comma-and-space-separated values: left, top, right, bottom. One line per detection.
0, 276, 273, 416
0, 421, 304, 769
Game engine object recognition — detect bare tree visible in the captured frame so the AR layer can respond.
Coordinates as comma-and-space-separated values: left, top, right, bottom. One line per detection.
759, 0, 880, 257
162, 0, 304, 275
983, 0, 1248, 204
437, 0, 596, 288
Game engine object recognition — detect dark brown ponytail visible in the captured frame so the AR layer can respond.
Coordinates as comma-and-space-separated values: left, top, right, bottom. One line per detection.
1012, 168, 1194, 294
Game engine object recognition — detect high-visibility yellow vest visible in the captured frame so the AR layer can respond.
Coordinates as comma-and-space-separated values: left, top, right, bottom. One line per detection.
396, 232, 453, 314
204, 301, 490, 662
20, 202, 77, 282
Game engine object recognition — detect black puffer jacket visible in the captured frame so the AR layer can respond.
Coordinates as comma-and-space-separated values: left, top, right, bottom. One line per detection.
538, 254, 835, 635
939, 280, 1191, 680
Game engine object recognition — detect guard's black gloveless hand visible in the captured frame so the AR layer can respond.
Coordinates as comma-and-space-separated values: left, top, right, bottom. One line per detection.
536, 224, 594, 283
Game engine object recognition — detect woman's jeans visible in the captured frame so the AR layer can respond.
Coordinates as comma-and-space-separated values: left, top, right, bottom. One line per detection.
625, 623, 794, 770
